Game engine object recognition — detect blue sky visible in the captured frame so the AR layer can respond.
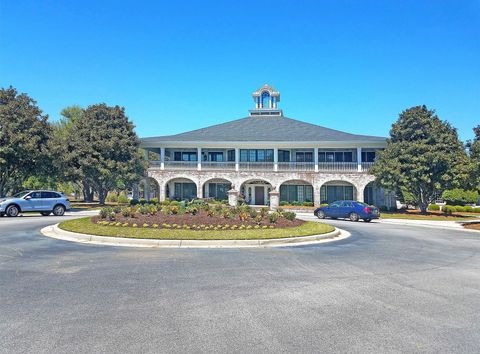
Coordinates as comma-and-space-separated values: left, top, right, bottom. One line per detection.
1, 0, 479, 141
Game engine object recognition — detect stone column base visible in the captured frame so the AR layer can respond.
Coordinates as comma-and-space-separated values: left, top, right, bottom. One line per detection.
228, 189, 239, 207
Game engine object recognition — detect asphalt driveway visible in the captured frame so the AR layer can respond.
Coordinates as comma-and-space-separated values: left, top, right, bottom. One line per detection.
1, 213, 480, 353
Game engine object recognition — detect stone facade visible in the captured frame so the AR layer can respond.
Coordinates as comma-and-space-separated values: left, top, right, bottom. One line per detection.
145, 168, 377, 209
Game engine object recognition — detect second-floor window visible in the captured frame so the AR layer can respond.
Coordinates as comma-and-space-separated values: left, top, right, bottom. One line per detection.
240, 149, 274, 162
174, 151, 197, 161
361, 151, 376, 162
318, 151, 354, 163
206, 152, 223, 162
295, 151, 313, 162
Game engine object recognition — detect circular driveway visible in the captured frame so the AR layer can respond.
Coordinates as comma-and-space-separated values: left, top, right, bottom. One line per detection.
1, 214, 480, 353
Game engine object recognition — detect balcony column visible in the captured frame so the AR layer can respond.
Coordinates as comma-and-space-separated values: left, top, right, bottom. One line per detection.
160, 147, 165, 170
314, 147, 319, 172
197, 147, 202, 171
235, 148, 239, 171
357, 147, 362, 172
273, 148, 278, 171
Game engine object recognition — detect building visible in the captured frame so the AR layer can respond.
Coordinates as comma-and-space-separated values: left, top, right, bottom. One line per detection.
139, 84, 395, 209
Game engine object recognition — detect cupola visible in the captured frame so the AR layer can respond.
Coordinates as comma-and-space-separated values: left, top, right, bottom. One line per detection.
249, 84, 283, 117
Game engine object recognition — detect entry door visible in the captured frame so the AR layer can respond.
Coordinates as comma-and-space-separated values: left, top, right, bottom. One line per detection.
254, 186, 264, 205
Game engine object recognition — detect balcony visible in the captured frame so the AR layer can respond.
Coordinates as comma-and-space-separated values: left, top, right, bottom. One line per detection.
239, 162, 274, 171
318, 162, 358, 172
164, 161, 198, 170
361, 162, 374, 171
277, 162, 315, 171
201, 161, 236, 170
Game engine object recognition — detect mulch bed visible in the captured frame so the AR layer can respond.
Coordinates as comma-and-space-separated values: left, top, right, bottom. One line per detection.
464, 223, 480, 231
92, 209, 304, 230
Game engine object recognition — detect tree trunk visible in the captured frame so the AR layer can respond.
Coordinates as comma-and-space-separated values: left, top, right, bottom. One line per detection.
82, 181, 94, 202
98, 188, 108, 205
418, 202, 428, 214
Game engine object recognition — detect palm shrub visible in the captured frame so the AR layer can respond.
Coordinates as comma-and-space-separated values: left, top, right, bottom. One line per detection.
239, 211, 249, 221
161, 206, 171, 216
186, 206, 198, 215
269, 212, 281, 224
138, 205, 150, 215
282, 211, 296, 221
260, 207, 269, 218
99, 207, 112, 219
121, 206, 131, 217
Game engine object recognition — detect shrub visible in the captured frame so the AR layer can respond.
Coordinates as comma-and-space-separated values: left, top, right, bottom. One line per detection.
442, 189, 479, 206
442, 205, 456, 214
170, 200, 180, 207
379, 205, 389, 212
148, 204, 158, 215
249, 208, 258, 219
138, 205, 149, 215
260, 207, 269, 218
160, 199, 171, 206
117, 192, 129, 204
279, 201, 289, 206
427, 204, 440, 211
454, 206, 466, 212
239, 211, 249, 221
269, 212, 280, 223
105, 192, 118, 203
113, 206, 121, 214
254, 214, 263, 224
170, 205, 180, 214
303, 202, 314, 207
130, 198, 139, 206
282, 211, 296, 221
320, 203, 328, 207
472, 208, 480, 213
121, 207, 131, 217
464, 206, 474, 212
149, 197, 158, 205
99, 206, 113, 219
222, 209, 232, 219
139, 198, 146, 205
186, 206, 198, 215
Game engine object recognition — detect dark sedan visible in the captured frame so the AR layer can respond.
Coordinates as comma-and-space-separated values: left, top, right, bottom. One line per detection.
314, 200, 380, 222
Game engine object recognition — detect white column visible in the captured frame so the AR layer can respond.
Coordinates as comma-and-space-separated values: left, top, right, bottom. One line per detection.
273, 148, 278, 171
160, 147, 165, 170
197, 147, 202, 171
357, 147, 362, 172
235, 148, 240, 171
314, 147, 319, 172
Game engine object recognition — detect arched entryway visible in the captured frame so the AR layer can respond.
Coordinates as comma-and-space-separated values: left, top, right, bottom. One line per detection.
279, 180, 314, 204
202, 178, 232, 201
320, 180, 357, 204
139, 177, 160, 201
165, 177, 197, 201
240, 179, 273, 206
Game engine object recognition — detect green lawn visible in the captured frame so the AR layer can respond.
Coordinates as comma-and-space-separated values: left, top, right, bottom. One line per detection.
59, 217, 335, 240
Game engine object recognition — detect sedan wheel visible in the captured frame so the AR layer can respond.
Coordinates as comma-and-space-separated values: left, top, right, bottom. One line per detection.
349, 212, 359, 222
316, 210, 326, 219
53, 205, 65, 216
6, 205, 20, 217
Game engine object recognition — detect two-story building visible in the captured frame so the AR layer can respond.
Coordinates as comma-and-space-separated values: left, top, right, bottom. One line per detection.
139, 84, 395, 209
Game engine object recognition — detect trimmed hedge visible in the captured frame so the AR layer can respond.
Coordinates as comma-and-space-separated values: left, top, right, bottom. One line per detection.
427, 204, 440, 211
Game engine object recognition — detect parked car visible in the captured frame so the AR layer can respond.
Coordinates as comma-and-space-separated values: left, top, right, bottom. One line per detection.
314, 200, 380, 222
0, 190, 71, 217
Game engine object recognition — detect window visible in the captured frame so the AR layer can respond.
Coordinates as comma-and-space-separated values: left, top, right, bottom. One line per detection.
41, 192, 60, 198
174, 183, 196, 200
240, 149, 248, 162
28, 192, 42, 199
240, 149, 274, 162
326, 152, 334, 162
280, 185, 313, 203
173, 151, 197, 161
278, 150, 290, 162
295, 152, 313, 162
227, 150, 235, 162
261, 91, 270, 108
320, 185, 355, 204
208, 152, 223, 162
362, 151, 376, 162
319, 150, 355, 162
257, 150, 265, 162
208, 183, 230, 200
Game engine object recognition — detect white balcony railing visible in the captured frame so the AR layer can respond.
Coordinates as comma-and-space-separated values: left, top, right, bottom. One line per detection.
201, 161, 235, 170
361, 162, 374, 171
277, 162, 315, 171
317, 162, 358, 171
239, 162, 274, 171
164, 161, 198, 170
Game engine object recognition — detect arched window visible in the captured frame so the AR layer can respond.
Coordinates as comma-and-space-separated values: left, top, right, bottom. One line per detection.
261, 91, 270, 108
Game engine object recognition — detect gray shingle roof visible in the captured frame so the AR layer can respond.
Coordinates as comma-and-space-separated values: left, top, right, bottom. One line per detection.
141, 115, 385, 142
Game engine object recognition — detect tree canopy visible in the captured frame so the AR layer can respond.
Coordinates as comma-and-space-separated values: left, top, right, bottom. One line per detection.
370, 105, 470, 212
66, 103, 145, 204
0, 87, 51, 196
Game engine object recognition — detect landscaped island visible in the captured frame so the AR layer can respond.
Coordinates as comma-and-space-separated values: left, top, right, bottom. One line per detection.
59, 200, 335, 240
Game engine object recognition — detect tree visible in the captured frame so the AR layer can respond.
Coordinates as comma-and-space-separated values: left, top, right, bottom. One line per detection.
370, 105, 470, 213
442, 188, 478, 206
68, 103, 145, 204
0, 87, 51, 196
467, 125, 480, 191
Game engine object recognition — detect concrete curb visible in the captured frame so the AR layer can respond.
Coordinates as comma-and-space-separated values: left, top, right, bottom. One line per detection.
40, 224, 349, 248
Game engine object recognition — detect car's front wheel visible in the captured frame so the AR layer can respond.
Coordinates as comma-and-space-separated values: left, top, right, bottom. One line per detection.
349, 212, 359, 222
41, 212, 51, 216
316, 210, 326, 219
6, 205, 20, 217
52, 204, 65, 216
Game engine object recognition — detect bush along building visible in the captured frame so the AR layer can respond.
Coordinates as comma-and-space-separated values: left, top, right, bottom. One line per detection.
139, 84, 396, 210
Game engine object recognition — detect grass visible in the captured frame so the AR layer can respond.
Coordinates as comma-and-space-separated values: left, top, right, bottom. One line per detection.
380, 210, 477, 221
59, 217, 335, 240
